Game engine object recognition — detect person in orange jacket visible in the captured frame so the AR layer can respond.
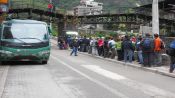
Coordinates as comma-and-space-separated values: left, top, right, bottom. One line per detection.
154, 33, 164, 66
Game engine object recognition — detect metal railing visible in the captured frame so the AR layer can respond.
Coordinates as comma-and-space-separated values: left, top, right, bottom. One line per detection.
9, 0, 175, 21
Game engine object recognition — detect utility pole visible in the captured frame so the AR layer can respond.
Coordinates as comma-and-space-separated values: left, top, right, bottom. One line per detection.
152, 0, 159, 35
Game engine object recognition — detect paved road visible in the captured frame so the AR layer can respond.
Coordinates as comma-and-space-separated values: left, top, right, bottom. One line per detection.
0, 45, 175, 98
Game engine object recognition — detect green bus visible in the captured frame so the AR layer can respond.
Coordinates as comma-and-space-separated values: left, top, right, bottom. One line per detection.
0, 19, 51, 64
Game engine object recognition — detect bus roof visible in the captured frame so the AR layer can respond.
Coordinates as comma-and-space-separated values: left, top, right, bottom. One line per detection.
3, 19, 47, 24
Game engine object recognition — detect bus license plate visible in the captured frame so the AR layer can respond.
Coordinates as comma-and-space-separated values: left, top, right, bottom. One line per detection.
21, 59, 30, 61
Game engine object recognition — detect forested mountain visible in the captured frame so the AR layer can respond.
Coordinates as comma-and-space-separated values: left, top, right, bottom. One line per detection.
52, 0, 153, 10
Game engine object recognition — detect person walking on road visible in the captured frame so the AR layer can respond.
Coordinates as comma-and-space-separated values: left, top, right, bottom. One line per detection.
167, 40, 175, 73
70, 38, 79, 56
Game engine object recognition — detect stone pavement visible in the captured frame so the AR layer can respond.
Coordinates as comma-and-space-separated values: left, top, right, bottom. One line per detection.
0, 66, 9, 98
50, 39, 175, 78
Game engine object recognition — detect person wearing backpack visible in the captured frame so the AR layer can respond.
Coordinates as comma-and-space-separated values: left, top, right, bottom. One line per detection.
168, 40, 175, 73
108, 37, 116, 59
141, 33, 154, 67
136, 36, 143, 64
122, 35, 134, 63
154, 34, 164, 66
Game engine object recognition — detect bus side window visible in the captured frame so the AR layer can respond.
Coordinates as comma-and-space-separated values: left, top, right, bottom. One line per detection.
0, 26, 2, 38
48, 26, 52, 35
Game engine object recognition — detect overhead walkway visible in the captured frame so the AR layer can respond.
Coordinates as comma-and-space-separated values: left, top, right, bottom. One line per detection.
8, 0, 73, 19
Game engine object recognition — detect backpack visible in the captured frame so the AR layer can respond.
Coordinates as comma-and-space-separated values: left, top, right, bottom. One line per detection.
170, 40, 175, 49
160, 40, 165, 49
109, 42, 114, 49
167, 48, 175, 56
136, 41, 141, 51
167, 41, 175, 56
142, 38, 151, 49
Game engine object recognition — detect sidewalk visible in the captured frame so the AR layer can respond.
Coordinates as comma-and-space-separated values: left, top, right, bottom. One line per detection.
51, 39, 175, 78
0, 66, 9, 97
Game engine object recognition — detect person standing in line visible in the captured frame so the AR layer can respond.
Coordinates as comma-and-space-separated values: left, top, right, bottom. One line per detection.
154, 34, 164, 66
98, 37, 104, 56
91, 37, 98, 55
82, 36, 88, 52
108, 37, 116, 59
122, 35, 134, 63
116, 38, 123, 61
136, 36, 143, 64
70, 38, 79, 56
141, 33, 155, 67
103, 37, 110, 58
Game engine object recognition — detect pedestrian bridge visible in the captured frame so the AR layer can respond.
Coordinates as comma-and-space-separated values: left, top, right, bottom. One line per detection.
5, 0, 175, 36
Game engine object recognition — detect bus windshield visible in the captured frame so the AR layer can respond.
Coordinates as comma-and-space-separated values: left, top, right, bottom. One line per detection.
2, 23, 49, 41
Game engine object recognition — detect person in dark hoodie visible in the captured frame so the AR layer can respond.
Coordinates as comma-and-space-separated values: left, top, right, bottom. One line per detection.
70, 38, 79, 56
141, 33, 155, 67
168, 40, 175, 73
122, 35, 134, 63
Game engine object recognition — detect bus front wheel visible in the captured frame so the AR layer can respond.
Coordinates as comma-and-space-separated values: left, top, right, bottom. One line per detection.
42, 61, 48, 64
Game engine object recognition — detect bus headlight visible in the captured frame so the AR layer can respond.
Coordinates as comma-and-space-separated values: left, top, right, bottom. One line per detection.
0, 50, 13, 54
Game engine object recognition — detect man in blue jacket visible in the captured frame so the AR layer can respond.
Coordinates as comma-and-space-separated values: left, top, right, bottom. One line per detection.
169, 40, 175, 73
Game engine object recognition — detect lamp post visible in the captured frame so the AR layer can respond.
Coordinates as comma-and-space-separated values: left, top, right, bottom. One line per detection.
152, 0, 159, 35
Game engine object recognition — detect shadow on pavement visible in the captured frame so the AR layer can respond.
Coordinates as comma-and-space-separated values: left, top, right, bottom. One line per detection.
0, 61, 43, 66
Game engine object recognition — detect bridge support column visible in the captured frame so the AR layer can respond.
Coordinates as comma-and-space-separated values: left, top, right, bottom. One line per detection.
16, 13, 19, 19
39, 14, 43, 21
28, 9, 33, 19
57, 18, 66, 37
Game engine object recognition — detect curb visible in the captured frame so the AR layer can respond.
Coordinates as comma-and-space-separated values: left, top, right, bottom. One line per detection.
0, 66, 9, 97
78, 52, 175, 78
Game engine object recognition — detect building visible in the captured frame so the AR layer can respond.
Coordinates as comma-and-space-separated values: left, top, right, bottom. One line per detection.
74, 0, 103, 16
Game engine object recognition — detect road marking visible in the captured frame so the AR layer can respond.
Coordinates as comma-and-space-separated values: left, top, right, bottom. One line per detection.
0, 66, 9, 98
81, 65, 126, 80
51, 55, 130, 98
80, 65, 175, 98
51, 55, 175, 98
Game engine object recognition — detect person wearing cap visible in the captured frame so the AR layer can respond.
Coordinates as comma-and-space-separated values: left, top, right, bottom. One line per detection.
154, 33, 164, 66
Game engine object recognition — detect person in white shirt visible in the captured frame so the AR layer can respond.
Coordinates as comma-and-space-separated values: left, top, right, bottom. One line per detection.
108, 37, 116, 59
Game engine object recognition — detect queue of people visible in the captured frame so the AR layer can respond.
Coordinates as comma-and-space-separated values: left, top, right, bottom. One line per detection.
57, 34, 175, 73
